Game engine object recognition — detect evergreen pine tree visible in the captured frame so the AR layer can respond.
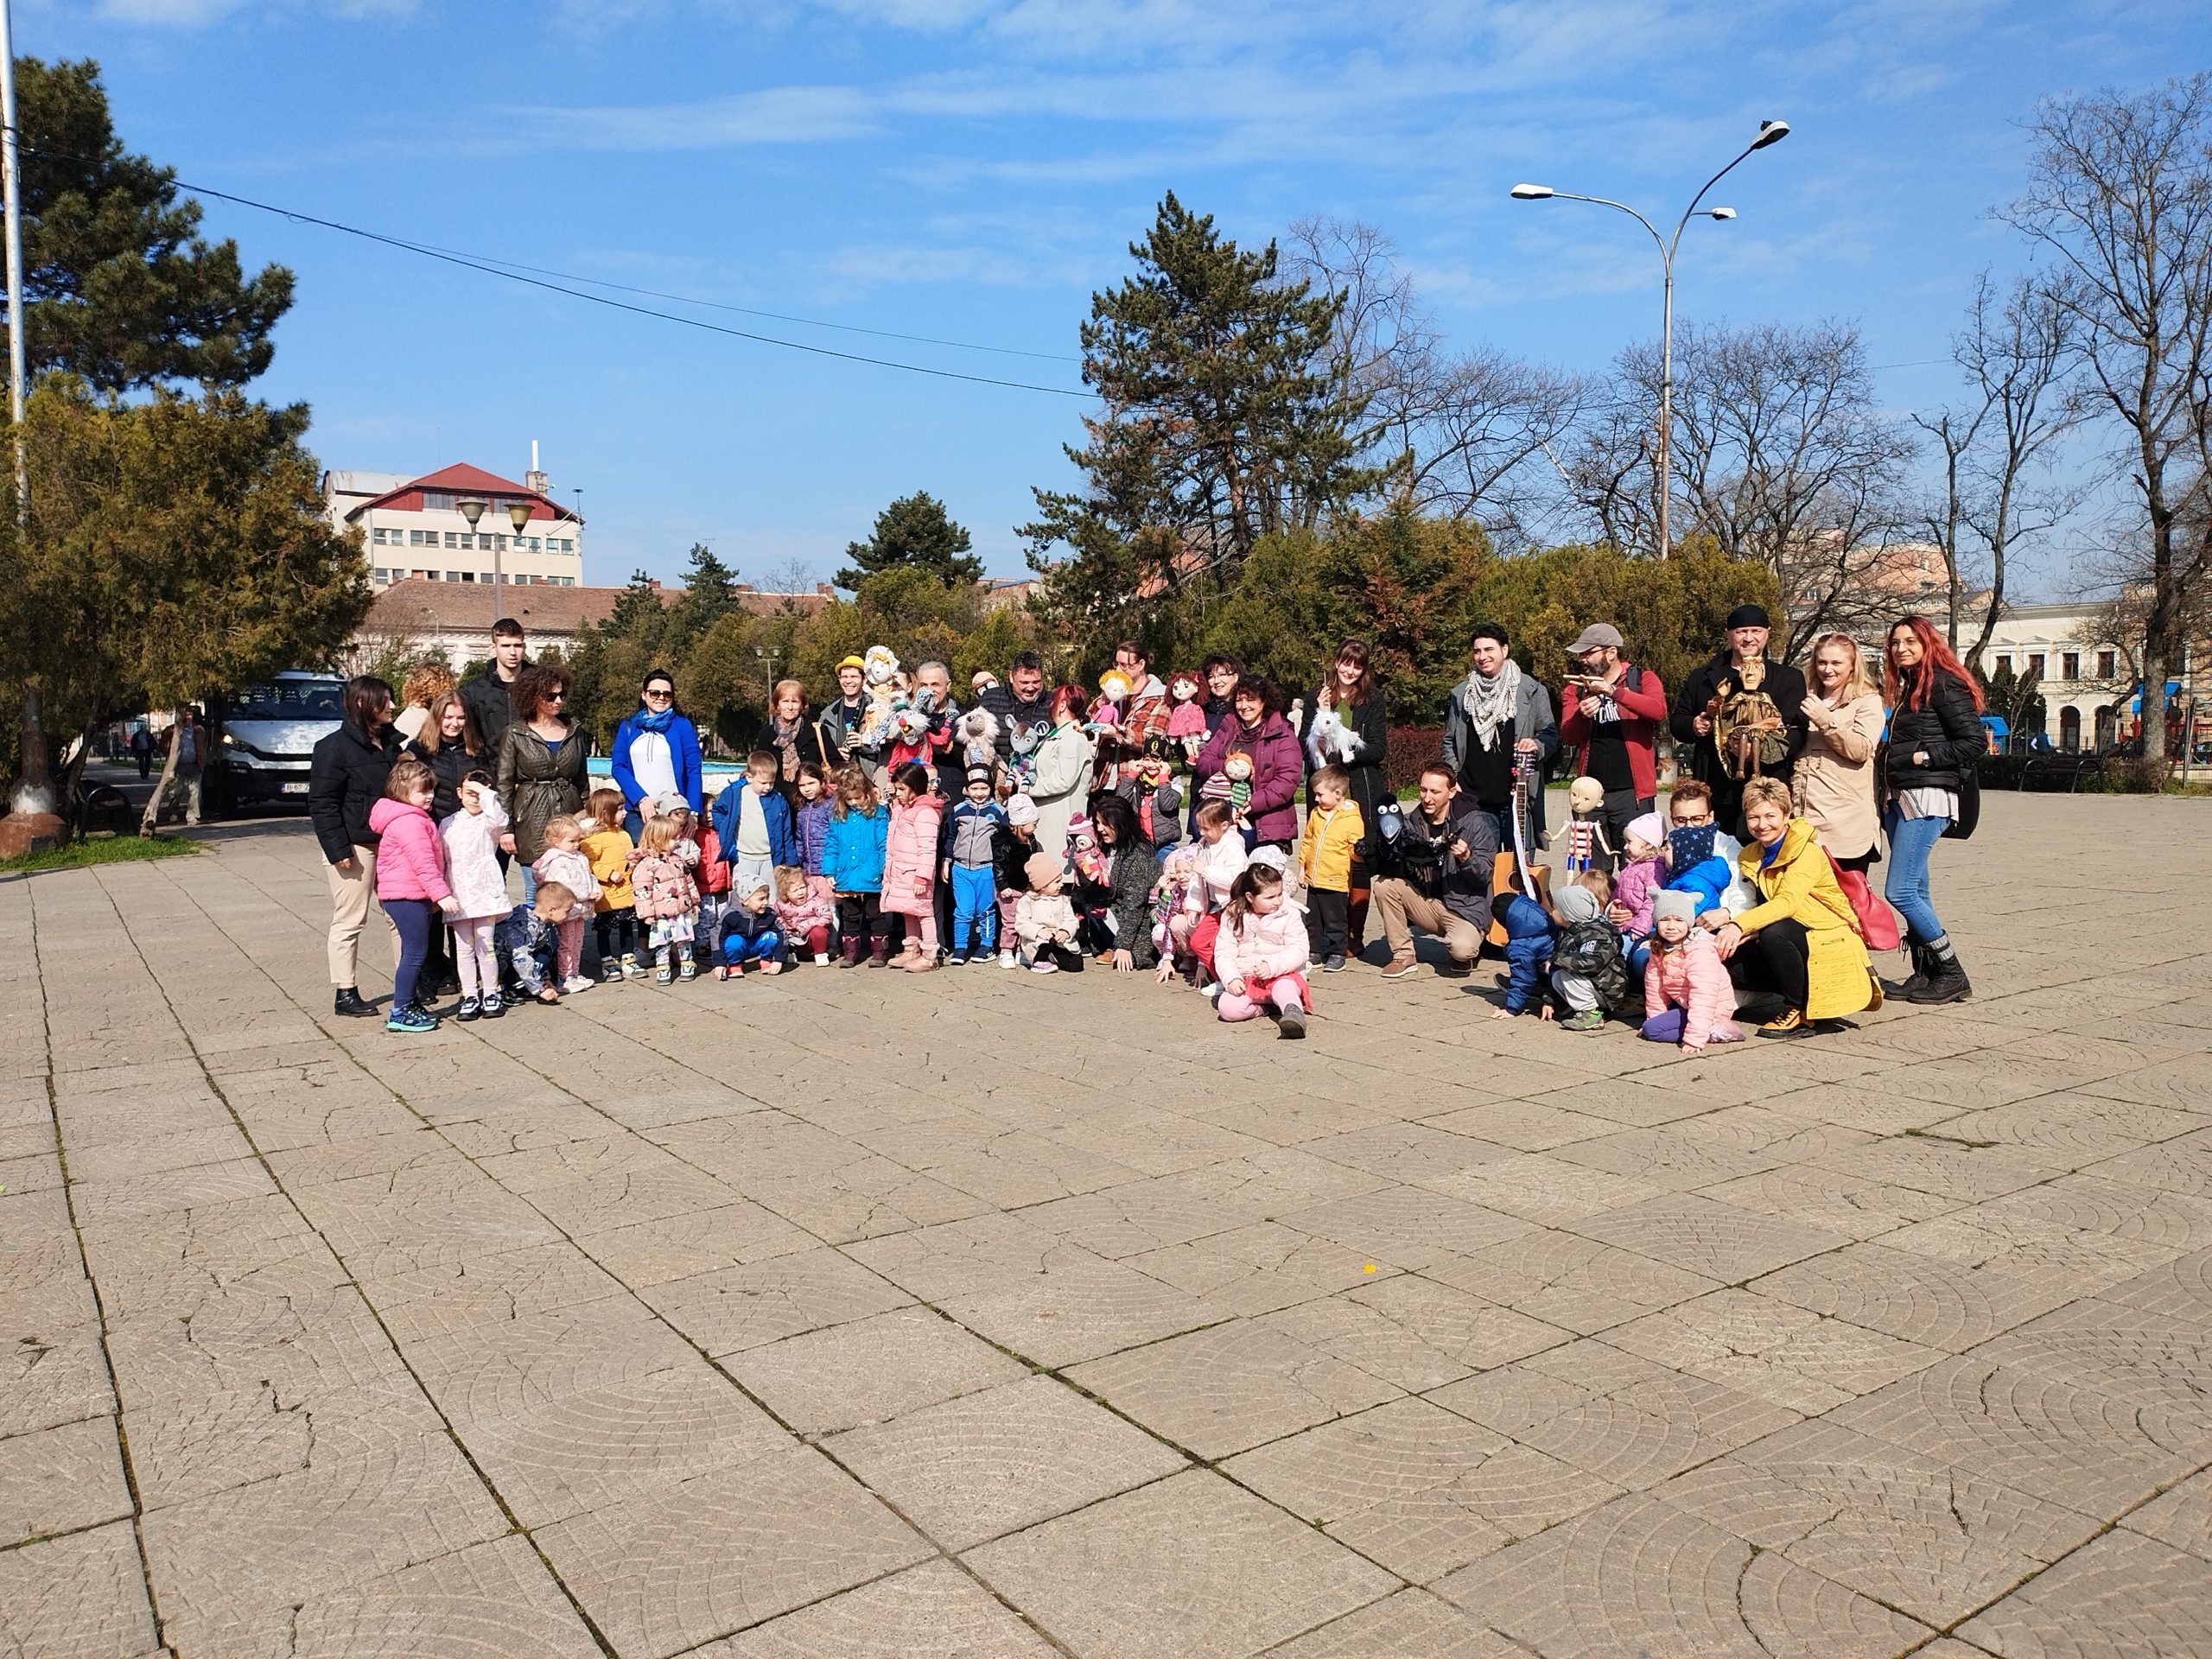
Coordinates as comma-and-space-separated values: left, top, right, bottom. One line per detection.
836, 493, 981, 590
1025, 191, 1381, 641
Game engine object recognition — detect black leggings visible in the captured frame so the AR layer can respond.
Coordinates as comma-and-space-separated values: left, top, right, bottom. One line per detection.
837, 893, 883, 954
595, 910, 637, 963
1727, 917, 1808, 1010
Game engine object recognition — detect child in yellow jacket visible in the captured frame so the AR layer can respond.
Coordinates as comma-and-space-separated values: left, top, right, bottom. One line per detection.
581, 787, 642, 982
1298, 764, 1365, 973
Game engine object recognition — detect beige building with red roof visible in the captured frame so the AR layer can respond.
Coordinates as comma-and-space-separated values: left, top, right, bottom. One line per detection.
324, 450, 585, 591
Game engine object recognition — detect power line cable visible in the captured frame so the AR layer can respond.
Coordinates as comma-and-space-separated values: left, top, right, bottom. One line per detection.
12, 142, 1092, 399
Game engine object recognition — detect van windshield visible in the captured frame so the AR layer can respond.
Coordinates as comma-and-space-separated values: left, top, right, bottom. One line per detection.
231, 679, 345, 721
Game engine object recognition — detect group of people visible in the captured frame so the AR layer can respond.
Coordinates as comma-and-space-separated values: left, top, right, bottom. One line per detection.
308, 604, 1986, 1044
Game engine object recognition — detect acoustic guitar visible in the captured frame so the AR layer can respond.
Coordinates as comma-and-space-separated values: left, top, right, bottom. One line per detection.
1485, 748, 1552, 945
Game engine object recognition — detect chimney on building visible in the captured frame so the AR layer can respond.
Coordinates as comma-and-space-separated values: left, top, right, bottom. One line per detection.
525, 439, 550, 496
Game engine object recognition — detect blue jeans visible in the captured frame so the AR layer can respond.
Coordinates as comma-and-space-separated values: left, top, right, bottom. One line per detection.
1883, 806, 1948, 942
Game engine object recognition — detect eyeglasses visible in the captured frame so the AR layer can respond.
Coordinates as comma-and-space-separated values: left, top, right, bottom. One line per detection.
1670, 811, 1712, 826
644, 689, 672, 701
547, 690, 566, 702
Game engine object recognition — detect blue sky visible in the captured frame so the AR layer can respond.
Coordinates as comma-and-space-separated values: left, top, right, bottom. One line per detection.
26, 0, 2203, 590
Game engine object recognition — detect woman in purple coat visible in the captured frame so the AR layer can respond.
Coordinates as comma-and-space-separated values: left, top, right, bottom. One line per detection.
1192, 677, 1303, 851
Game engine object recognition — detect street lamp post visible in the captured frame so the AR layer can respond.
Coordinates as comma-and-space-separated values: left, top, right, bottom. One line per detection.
505, 499, 531, 613
457, 497, 491, 621
1511, 118, 1789, 559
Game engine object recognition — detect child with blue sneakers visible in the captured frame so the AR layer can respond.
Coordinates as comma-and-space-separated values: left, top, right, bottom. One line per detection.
943, 766, 1007, 964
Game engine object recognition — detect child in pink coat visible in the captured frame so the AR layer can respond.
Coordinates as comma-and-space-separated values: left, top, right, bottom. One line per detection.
369, 758, 459, 1033
881, 762, 945, 972
1640, 889, 1741, 1052
1611, 811, 1669, 977
1212, 862, 1312, 1039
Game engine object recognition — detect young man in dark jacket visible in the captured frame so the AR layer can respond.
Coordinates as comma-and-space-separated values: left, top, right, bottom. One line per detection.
461, 620, 529, 754
1669, 604, 1807, 836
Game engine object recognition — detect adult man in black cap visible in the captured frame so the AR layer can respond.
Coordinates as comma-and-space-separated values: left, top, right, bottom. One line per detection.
1669, 604, 1808, 836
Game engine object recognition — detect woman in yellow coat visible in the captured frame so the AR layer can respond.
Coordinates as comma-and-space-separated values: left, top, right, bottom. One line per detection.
1704, 776, 1879, 1039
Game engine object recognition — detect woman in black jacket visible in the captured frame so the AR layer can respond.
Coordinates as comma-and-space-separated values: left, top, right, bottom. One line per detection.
1298, 640, 1390, 957
1882, 616, 1986, 1004
1090, 792, 1158, 973
308, 676, 400, 1018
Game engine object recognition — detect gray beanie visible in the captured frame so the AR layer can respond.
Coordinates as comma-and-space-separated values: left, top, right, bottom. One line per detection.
1554, 884, 1602, 925
1652, 888, 1698, 926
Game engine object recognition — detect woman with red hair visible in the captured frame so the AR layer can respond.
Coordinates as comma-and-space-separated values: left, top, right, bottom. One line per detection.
1881, 616, 1984, 1003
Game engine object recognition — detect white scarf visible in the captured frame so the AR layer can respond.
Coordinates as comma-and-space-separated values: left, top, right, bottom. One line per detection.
1462, 660, 1522, 748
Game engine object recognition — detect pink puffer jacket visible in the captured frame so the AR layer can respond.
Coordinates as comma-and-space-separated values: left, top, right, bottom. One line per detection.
882, 792, 944, 918
367, 798, 451, 903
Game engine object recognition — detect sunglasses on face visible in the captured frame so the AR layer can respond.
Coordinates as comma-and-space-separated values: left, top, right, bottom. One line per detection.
645, 689, 672, 700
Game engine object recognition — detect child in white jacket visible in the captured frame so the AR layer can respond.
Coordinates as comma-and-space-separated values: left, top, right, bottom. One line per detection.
1014, 851, 1084, 975
1213, 862, 1312, 1039
439, 772, 512, 1020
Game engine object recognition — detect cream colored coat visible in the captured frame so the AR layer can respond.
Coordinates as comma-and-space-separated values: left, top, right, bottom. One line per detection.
1792, 690, 1883, 860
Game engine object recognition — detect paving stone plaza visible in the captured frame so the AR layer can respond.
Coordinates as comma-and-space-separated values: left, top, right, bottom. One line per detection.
5, 791, 2211, 1658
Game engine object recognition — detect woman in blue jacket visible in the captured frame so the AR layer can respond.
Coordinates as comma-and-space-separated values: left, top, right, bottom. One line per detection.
610, 668, 703, 835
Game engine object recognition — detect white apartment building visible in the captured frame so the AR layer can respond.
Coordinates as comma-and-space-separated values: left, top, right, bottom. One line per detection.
325, 449, 585, 589
1974, 601, 2129, 752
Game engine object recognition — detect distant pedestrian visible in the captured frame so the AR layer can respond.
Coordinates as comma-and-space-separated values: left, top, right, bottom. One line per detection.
129, 724, 153, 780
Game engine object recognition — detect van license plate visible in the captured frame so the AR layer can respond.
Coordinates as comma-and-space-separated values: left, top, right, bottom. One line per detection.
281, 781, 309, 796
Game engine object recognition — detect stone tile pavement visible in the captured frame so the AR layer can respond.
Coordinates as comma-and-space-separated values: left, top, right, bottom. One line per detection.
4, 791, 2211, 1657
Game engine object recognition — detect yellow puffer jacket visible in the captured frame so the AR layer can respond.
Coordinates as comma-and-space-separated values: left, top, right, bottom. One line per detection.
1734, 817, 1873, 1019
582, 826, 636, 912
1300, 801, 1365, 892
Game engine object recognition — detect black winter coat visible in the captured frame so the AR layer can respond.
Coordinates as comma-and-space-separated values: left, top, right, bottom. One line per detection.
461, 665, 524, 754
1883, 669, 1983, 793
409, 738, 486, 823
308, 721, 401, 864
1669, 654, 1808, 786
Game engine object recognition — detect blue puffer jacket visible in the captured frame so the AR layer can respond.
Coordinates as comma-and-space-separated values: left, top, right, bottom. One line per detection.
710, 781, 797, 870
823, 804, 889, 893
1665, 855, 1734, 918
1493, 892, 1554, 1014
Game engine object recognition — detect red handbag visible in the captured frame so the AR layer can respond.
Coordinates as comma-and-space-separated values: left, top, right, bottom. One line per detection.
1827, 853, 1900, 951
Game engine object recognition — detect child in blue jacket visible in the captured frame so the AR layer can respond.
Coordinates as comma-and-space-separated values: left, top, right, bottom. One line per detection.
823, 768, 890, 966
1490, 887, 1554, 1018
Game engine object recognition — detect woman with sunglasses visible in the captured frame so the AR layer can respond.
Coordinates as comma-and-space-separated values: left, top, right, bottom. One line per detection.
495, 660, 590, 895
610, 668, 703, 836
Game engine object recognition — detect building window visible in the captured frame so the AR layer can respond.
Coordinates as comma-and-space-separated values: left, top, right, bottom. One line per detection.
407, 529, 423, 546
2060, 707, 2081, 752
443, 531, 457, 549
2098, 650, 2116, 679
1993, 653, 2011, 675
423, 491, 454, 511
2028, 653, 2046, 679
459, 571, 474, 582
2062, 652, 2081, 681
372, 567, 388, 583
2096, 705, 2118, 748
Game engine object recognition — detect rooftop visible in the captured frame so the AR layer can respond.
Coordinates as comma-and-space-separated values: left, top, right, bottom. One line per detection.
359, 577, 836, 638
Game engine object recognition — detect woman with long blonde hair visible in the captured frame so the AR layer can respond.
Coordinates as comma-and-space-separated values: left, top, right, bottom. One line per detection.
1792, 632, 1885, 872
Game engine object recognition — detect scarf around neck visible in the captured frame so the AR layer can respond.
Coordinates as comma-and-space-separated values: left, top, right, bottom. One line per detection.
1462, 660, 1522, 748
632, 702, 677, 735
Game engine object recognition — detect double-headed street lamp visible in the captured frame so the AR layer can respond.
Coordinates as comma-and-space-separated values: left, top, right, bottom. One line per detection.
456, 496, 536, 624
1511, 118, 1789, 559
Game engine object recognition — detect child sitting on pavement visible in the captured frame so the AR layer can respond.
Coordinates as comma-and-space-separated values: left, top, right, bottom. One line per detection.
1548, 877, 1630, 1033
496, 881, 576, 1004
1014, 851, 1084, 974
1608, 812, 1667, 975
1641, 888, 1744, 1052
1211, 862, 1312, 1039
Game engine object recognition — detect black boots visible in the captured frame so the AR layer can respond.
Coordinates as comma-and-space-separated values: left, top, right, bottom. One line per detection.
1909, 936, 1972, 1004
1897, 937, 1932, 1001
333, 987, 377, 1018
